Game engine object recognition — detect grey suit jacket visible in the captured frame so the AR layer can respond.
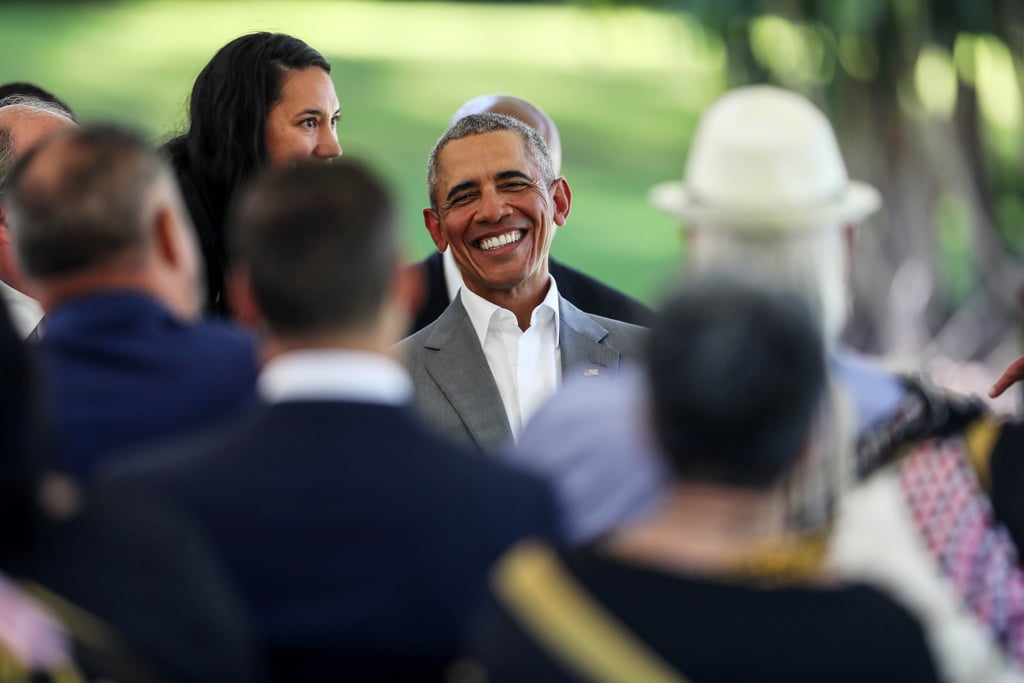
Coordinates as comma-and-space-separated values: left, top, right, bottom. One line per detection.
396, 294, 647, 454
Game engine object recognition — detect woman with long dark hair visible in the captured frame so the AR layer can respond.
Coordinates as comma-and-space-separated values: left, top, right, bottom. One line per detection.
164, 32, 342, 314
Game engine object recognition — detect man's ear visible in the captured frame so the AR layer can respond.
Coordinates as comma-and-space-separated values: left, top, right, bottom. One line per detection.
226, 265, 261, 332
842, 224, 855, 278
153, 207, 183, 267
423, 208, 448, 253
551, 177, 572, 227
394, 259, 425, 320
0, 205, 8, 239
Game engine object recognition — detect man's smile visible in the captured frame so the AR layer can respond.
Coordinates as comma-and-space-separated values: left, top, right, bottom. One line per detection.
476, 229, 525, 251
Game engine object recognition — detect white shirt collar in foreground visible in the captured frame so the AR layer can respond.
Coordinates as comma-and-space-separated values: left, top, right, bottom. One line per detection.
259, 349, 412, 405
460, 275, 561, 346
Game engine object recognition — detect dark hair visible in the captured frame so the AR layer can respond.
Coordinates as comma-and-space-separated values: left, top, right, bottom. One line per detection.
7, 125, 168, 279
170, 32, 330, 209
0, 82, 76, 122
648, 277, 826, 489
230, 160, 396, 336
0, 304, 45, 561
163, 33, 330, 315
426, 112, 554, 210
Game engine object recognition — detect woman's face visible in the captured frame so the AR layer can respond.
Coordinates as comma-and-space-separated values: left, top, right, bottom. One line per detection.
265, 67, 342, 167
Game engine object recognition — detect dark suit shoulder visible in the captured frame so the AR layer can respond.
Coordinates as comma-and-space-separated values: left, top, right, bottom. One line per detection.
550, 258, 654, 327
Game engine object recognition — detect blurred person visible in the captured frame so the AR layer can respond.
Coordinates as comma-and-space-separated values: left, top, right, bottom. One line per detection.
466, 278, 939, 683
397, 113, 646, 454
0, 96, 76, 338
513, 85, 979, 541
4, 125, 258, 480
408, 94, 653, 333
163, 31, 342, 315
0, 296, 257, 681
0, 82, 76, 122
105, 160, 559, 682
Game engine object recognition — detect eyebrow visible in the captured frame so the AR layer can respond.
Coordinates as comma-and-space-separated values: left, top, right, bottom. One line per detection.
292, 107, 342, 119
444, 170, 533, 203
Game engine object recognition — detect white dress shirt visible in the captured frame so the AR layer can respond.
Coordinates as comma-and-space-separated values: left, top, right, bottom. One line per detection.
259, 349, 412, 406
460, 278, 561, 440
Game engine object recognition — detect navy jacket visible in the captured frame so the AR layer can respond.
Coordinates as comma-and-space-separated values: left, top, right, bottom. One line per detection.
106, 400, 559, 682
37, 291, 258, 479
409, 251, 653, 333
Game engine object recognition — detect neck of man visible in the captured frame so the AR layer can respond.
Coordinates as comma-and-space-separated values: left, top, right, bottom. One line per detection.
606, 479, 788, 576
468, 273, 552, 333
263, 319, 400, 366
34, 266, 174, 317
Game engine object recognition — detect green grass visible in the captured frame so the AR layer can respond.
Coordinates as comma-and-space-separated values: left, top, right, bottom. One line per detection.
0, 0, 724, 303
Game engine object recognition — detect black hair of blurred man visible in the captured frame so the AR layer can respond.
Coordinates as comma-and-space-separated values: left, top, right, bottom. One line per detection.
648, 277, 826, 491
0, 83, 77, 123
228, 159, 419, 350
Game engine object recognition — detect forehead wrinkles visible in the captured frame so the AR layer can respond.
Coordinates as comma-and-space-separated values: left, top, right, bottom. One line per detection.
439, 132, 537, 189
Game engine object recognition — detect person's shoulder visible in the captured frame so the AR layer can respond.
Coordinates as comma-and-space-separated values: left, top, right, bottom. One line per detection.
550, 258, 654, 327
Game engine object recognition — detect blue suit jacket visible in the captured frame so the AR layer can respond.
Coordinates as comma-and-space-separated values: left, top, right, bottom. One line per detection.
38, 291, 258, 479
105, 400, 559, 681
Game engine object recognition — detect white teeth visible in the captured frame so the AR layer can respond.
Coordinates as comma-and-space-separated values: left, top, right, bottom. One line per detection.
479, 230, 523, 251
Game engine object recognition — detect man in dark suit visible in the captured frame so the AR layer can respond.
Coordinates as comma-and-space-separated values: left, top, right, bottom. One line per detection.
106, 161, 559, 681
408, 95, 652, 333
4, 125, 258, 480
398, 113, 647, 454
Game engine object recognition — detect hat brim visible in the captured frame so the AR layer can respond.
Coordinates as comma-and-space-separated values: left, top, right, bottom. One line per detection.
648, 180, 882, 231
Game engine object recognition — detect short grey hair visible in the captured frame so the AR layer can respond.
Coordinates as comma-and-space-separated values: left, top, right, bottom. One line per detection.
426, 113, 555, 210
0, 96, 76, 192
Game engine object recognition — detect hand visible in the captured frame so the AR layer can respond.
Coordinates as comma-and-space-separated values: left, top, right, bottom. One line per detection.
989, 356, 1024, 398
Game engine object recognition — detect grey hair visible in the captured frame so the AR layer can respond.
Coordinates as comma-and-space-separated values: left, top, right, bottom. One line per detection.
0, 95, 75, 122
0, 96, 76, 191
425, 112, 555, 210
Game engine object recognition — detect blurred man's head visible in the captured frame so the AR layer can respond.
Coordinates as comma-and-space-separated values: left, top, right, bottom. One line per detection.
5, 125, 202, 319
451, 95, 562, 174
648, 277, 826, 491
230, 160, 408, 345
649, 86, 881, 346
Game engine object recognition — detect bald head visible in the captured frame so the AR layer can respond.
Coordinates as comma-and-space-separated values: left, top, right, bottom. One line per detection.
451, 95, 562, 174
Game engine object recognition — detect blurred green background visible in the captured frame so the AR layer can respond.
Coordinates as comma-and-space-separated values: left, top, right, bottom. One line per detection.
0, 0, 712, 305
4, 0, 1024, 400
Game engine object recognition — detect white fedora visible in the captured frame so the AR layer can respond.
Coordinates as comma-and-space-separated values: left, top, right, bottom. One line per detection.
649, 85, 881, 231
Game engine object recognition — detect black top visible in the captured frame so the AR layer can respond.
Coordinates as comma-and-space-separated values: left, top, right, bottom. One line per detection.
6, 488, 258, 682
467, 542, 939, 683
409, 251, 654, 334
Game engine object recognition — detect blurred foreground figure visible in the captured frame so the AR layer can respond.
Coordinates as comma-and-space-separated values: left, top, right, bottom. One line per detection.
4, 125, 258, 479
107, 161, 558, 682
408, 94, 652, 333
0, 95, 76, 338
514, 85, 978, 540
0, 296, 257, 681
467, 278, 939, 683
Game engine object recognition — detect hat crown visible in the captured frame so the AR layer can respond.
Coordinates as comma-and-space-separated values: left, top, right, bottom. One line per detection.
685, 86, 849, 214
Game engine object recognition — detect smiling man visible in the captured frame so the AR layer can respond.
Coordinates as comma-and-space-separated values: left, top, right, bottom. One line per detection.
398, 113, 646, 454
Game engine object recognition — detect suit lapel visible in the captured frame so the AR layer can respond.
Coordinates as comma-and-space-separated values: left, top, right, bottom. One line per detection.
559, 297, 621, 380
422, 298, 513, 451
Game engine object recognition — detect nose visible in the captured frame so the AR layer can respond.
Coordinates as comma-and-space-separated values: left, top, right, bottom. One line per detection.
476, 187, 511, 223
317, 129, 342, 159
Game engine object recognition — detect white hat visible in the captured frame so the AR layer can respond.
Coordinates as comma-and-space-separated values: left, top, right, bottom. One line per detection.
649, 86, 881, 231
